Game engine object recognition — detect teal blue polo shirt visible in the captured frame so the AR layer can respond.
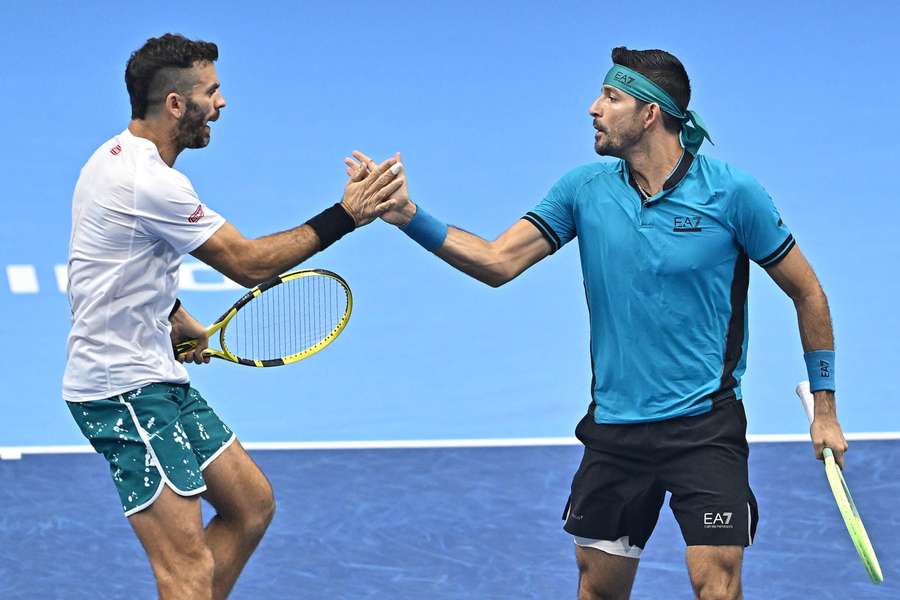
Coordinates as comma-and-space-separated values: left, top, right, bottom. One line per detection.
524, 153, 794, 424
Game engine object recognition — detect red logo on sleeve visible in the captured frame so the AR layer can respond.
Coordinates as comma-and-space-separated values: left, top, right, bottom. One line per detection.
110, 144, 122, 156
188, 204, 205, 223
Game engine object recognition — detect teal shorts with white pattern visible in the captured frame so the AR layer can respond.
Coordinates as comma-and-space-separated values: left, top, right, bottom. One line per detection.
67, 383, 235, 516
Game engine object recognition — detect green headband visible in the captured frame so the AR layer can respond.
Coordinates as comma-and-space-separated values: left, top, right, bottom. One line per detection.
602, 64, 712, 155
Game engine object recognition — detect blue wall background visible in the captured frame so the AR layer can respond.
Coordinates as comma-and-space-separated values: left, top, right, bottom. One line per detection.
1, 1, 897, 446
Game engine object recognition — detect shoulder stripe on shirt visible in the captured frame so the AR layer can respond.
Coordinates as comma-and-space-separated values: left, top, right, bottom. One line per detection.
522, 212, 561, 252
757, 234, 795, 267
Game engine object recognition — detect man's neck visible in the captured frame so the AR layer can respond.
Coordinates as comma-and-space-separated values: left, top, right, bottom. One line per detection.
128, 119, 181, 167
624, 133, 685, 196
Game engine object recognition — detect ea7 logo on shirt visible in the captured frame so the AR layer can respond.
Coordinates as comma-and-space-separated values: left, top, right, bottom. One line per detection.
188, 204, 205, 223
704, 512, 733, 528
673, 216, 703, 232
110, 144, 122, 156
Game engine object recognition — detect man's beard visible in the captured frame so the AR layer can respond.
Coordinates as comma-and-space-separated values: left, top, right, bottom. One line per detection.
173, 99, 210, 150
594, 118, 643, 158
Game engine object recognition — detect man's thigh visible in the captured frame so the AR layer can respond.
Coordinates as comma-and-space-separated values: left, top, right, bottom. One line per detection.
575, 545, 639, 600
128, 485, 207, 564
686, 545, 744, 599
201, 439, 274, 519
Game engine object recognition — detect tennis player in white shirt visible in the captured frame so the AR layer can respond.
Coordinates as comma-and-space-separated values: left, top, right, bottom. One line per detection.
64, 33, 404, 599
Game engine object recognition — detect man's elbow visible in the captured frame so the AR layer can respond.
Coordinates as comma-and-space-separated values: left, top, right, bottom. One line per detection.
793, 283, 828, 307
235, 263, 279, 288
227, 244, 276, 288
233, 271, 266, 289
482, 265, 515, 288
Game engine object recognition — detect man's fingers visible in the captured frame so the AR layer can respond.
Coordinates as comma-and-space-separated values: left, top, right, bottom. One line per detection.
813, 439, 848, 468
375, 195, 401, 214
812, 439, 824, 461
374, 179, 405, 204
362, 156, 399, 183
363, 160, 401, 195
352, 150, 377, 171
833, 439, 849, 469
834, 451, 845, 470
345, 157, 367, 181
352, 151, 378, 180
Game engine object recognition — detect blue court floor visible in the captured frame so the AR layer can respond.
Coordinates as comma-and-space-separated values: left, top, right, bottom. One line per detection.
1, 440, 897, 599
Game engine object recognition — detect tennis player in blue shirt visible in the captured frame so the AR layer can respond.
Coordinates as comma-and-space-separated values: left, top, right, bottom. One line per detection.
354, 46, 848, 600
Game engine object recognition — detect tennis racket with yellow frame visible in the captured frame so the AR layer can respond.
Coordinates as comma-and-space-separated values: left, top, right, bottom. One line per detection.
175, 269, 352, 367
795, 381, 883, 584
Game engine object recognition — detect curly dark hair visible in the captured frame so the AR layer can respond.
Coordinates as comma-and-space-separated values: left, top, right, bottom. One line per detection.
125, 33, 218, 119
611, 47, 690, 134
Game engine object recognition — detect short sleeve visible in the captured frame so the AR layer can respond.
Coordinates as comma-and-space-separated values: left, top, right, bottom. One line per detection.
135, 169, 226, 255
729, 174, 794, 267
523, 167, 587, 253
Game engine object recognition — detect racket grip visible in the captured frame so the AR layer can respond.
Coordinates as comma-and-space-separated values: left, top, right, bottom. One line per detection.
174, 339, 198, 355
795, 380, 815, 425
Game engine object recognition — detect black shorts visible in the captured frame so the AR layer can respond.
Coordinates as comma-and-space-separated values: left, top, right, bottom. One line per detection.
563, 398, 758, 556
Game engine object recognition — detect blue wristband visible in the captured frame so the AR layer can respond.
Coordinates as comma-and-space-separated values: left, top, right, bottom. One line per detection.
804, 350, 835, 392
400, 205, 448, 252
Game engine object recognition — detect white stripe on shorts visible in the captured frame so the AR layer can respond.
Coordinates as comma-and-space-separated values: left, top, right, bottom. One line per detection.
574, 535, 643, 559
117, 394, 207, 516
200, 433, 237, 471
747, 501, 753, 546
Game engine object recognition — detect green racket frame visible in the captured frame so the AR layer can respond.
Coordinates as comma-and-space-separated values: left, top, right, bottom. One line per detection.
796, 381, 883, 584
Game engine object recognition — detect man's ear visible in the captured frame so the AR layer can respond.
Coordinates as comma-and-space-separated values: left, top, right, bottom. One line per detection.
644, 103, 662, 129
164, 92, 185, 119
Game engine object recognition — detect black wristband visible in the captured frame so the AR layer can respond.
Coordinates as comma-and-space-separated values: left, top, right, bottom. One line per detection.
306, 203, 356, 250
168, 298, 182, 319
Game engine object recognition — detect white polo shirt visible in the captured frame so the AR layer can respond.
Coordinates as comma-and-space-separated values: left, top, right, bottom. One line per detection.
63, 128, 225, 402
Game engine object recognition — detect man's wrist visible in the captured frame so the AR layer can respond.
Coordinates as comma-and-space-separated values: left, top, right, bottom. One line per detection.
307, 203, 356, 250
813, 390, 837, 420
396, 201, 417, 227
399, 203, 448, 252
339, 201, 360, 227
804, 349, 835, 392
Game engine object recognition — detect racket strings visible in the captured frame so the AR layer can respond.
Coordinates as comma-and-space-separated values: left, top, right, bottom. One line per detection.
224, 276, 346, 361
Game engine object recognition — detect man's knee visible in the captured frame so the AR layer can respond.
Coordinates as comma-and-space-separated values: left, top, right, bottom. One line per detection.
578, 573, 632, 600
154, 539, 216, 598
692, 579, 741, 600
687, 546, 743, 600
248, 482, 276, 535
231, 479, 276, 540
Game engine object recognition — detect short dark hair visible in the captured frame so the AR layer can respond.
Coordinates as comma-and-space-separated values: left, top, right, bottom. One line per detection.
125, 33, 218, 119
611, 47, 690, 134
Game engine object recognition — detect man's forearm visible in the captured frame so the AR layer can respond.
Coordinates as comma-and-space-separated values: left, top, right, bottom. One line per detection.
435, 228, 512, 287
229, 203, 355, 287
794, 289, 834, 352
241, 224, 323, 285
794, 289, 838, 418
395, 201, 516, 287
